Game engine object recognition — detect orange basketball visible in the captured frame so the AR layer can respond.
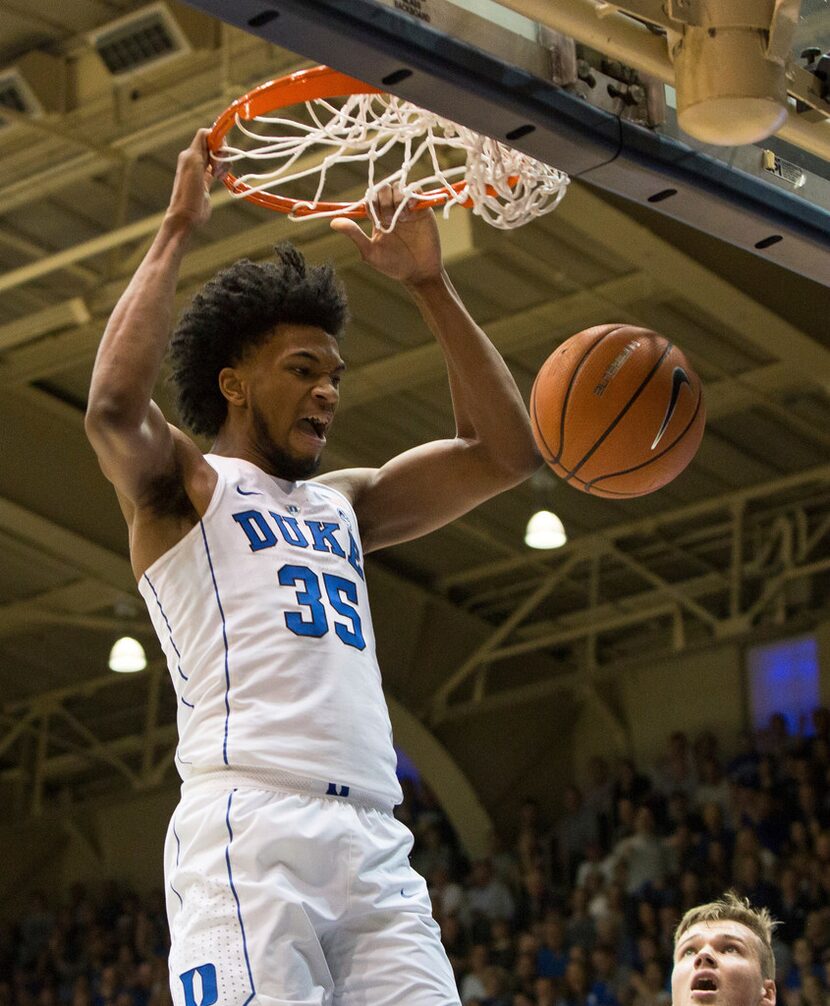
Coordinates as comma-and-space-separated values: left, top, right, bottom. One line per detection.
530, 324, 705, 498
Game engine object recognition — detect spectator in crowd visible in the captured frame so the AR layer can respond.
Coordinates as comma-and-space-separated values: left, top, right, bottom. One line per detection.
802, 911, 829, 962
759, 712, 795, 761
537, 916, 569, 980
413, 821, 456, 881
461, 944, 491, 1003
728, 730, 762, 789
535, 976, 558, 1006
516, 798, 544, 840
512, 950, 539, 1001
515, 828, 545, 879
654, 731, 697, 801
440, 913, 471, 981
629, 960, 670, 1006
515, 865, 555, 931
588, 944, 627, 1006
558, 786, 601, 885
695, 757, 732, 816
794, 973, 829, 1006
566, 888, 597, 956
692, 732, 720, 775
785, 937, 824, 993
480, 964, 512, 1006
576, 842, 610, 892
777, 866, 812, 944
490, 919, 516, 972
612, 807, 669, 896
698, 800, 735, 864
665, 821, 697, 878
584, 757, 615, 850
612, 762, 652, 822
513, 994, 536, 1006
733, 851, 781, 914
734, 827, 778, 881
488, 831, 521, 892
751, 789, 790, 858
430, 865, 467, 923
467, 860, 516, 939
557, 959, 591, 1006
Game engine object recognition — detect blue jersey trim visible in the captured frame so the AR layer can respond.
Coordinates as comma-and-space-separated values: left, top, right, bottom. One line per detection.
143, 573, 189, 681
225, 790, 256, 1003
170, 816, 184, 907
200, 520, 231, 766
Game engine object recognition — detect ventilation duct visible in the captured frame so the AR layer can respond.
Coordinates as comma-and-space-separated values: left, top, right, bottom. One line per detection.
87, 2, 192, 77
0, 52, 64, 130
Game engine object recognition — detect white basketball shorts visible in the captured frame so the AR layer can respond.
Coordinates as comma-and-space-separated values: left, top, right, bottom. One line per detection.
164, 774, 461, 1006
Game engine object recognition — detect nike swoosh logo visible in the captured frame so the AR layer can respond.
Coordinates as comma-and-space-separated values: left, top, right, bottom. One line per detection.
236, 487, 263, 496
651, 366, 691, 450
400, 889, 417, 898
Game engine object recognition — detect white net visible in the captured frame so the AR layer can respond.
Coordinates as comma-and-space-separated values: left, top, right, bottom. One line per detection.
216, 92, 570, 230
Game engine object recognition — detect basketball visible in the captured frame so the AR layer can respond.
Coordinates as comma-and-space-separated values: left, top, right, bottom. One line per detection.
530, 324, 706, 498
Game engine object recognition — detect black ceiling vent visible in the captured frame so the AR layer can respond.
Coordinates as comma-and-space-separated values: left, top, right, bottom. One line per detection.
89, 3, 191, 77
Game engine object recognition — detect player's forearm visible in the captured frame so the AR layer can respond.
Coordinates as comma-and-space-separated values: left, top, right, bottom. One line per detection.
87, 215, 193, 430
406, 270, 539, 478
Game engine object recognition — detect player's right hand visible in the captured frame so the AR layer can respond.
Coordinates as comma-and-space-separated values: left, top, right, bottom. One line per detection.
166, 128, 222, 229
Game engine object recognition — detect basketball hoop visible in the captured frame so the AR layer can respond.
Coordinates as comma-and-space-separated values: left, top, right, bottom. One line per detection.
207, 65, 569, 231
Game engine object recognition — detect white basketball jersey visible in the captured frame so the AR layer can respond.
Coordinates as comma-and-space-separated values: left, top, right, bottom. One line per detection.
138, 454, 402, 807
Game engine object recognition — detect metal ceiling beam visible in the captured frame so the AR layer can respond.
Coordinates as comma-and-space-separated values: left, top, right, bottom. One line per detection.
0, 578, 131, 638
0, 225, 98, 287
426, 553, 582, 722
558, 183, 830, 386
430, 499, 829, 723
0, 298, 91, 353
438, 462, 830, 591
0, 496, 134, 593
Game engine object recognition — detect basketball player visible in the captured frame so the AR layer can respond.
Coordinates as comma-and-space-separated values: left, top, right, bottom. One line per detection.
672, 893, 777, 1006
85, 129, 539, 1005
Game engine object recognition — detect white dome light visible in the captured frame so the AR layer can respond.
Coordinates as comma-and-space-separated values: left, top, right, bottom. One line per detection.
524, 510, 567, 550
108, 636, 147, 673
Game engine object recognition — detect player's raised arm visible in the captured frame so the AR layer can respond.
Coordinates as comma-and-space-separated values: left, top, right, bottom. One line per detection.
326, 187, 541, 552
84, 129, 217, 505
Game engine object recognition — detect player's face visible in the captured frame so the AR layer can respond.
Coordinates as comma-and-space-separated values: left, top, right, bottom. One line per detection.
240, 324, 345, 479
671, 922, 775, 1006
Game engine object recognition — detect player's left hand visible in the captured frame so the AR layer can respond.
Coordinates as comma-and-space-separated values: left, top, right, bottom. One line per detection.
330, 183, 443, 286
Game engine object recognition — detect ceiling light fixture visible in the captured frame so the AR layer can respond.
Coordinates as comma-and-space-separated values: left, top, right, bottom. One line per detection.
524, 509, 567, 550
108, 636, 147, 673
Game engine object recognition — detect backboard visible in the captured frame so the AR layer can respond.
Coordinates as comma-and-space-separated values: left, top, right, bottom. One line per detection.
182, 0, 830, 287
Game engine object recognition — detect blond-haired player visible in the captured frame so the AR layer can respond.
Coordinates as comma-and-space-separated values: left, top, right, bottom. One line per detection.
672, 892, 777, 1006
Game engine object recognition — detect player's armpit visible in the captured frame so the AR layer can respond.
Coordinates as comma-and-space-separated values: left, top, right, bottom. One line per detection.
326, 438, 531, 554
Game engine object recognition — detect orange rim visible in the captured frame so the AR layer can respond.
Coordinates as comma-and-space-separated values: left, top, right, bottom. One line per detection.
207, 65, 471, 216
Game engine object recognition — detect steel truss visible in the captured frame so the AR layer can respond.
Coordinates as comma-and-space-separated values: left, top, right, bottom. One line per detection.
428, 463, 830, 725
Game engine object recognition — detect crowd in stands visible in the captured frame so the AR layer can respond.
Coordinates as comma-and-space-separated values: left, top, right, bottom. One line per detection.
3, 706, 830, 1006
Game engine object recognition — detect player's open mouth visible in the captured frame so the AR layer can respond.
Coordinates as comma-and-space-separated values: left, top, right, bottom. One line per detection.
297, 416, 329, 443
691, 974, 718, 998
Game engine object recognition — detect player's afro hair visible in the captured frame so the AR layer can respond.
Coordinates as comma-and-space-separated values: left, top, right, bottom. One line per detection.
169, 242, 348, 437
